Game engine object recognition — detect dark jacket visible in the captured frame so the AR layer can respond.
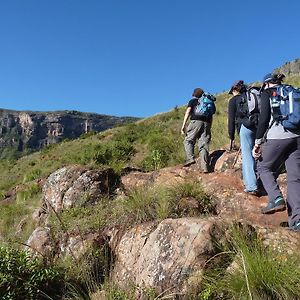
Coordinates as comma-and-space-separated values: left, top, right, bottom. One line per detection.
228, 94, 256, 140
255, 87, 300, 143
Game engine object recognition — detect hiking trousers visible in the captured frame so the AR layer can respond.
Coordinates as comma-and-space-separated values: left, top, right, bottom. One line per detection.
257, 136, 300, 226
184, 120, 211, 171
240, 124, 257, 192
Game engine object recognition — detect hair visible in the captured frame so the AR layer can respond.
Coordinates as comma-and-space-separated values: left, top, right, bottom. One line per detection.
232, 81, 247, 94
269, 73, 285, 84
192, 88, 204, 98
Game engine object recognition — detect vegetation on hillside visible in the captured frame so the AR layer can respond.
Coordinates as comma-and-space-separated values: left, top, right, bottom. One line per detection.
0, 72, 300, 299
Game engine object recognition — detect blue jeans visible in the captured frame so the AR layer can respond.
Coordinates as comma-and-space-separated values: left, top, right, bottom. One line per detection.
240, 124, 257, 191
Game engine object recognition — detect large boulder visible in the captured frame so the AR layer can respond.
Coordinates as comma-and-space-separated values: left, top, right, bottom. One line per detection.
110, 217, 219, 294
41, 166, 118, 213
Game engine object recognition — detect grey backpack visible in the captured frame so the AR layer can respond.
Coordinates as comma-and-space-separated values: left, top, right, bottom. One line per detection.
238, 87, 261, 127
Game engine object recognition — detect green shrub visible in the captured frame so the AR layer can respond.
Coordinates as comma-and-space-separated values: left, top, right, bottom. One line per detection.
0, 245, 63, 299
22, 169, 42, 183
199, 228, 300, 300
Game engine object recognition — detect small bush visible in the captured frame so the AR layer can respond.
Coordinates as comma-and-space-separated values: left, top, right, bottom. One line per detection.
199, 227, 300, 300
0, 245, 63, 299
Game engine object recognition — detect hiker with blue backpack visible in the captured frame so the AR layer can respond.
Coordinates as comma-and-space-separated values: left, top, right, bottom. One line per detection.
181, 87, 216, 172
252, 73, 300, 231
228, 80, 261, 195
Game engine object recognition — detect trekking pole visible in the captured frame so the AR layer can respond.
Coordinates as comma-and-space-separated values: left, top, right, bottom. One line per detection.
232, 147, 241, 168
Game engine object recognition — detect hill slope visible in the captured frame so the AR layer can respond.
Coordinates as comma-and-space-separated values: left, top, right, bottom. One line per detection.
0, 59, 299, 240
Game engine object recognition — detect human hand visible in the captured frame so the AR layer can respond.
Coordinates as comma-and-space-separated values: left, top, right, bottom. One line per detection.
252, 144, 262, 159
229, 140, 235, 151
181, 126, 186, 136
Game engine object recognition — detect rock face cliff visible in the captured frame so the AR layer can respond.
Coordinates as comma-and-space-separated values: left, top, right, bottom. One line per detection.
0, 109, 137, 157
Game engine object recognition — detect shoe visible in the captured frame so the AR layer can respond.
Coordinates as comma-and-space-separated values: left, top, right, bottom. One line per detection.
199, 167, 209, 173
183, 159, 196, 167
289, 220, 300, 232
261, 196, 286, 214
244, 189, 259, 196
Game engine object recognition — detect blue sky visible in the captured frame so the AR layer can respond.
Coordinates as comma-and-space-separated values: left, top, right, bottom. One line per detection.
0, 0, 299, 118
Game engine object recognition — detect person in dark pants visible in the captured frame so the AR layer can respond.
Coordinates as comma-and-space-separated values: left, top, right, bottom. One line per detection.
181, 88, 213, 172
253, 73, 300, 231
228, 80, 258, 195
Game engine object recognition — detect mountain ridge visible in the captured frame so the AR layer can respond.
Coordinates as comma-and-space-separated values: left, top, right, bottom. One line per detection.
0, 108, 138, 159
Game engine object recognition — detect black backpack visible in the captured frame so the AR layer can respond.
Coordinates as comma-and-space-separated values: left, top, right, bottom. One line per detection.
237, 87, 261, 128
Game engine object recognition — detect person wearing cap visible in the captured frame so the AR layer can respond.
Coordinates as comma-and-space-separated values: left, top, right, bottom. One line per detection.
228, 80, 259, 195
181, 87, 213, 172
253, 73, 300, 231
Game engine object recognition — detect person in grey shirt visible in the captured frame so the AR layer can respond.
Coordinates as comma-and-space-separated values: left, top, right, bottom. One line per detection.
253, 73, 300, 231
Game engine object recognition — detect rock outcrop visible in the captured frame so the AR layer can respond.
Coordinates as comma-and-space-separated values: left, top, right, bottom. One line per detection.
110, 218, 220, 294
24, 150, 300, 296
0, 109, 137, 157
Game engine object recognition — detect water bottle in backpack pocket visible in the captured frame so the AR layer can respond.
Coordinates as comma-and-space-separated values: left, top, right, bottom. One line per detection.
270, 85, 300, 130
193, 93, 216, 118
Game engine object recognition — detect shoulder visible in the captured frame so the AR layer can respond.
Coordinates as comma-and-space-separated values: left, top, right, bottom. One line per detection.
230, 95, 243, 104
187, 97, 198, 107
262, 87, 275, 96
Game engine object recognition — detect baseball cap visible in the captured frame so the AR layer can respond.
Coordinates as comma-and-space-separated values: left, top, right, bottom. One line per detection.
263, 73, 274, 83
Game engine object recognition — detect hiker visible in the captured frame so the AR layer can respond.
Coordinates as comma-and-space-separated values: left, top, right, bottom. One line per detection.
228, 80, 259, 195
252, 73, 300, 231
181, 87, 216, 172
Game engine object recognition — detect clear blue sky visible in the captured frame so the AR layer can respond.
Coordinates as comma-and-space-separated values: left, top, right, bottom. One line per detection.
0, 0, 299, 117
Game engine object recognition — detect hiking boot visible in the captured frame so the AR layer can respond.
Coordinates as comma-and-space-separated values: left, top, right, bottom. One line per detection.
183, 159, 196, 167
289, 220, 300, 232
261, 196, 286, 214
198, 166, 209, 173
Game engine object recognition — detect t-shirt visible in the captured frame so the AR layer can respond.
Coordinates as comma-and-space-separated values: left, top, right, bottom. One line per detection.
187, 97, 212, 122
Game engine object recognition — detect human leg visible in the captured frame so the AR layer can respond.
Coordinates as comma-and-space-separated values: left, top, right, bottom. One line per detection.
197, 121, 211, 172
257, 139, 288, 202
183, 120, 201, 164
257, 139, 296, 213
239, 124, 257, 192
285, 137, 300, 227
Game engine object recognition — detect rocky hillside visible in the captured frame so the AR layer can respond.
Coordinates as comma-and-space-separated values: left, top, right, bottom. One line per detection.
1, 59, 300, 299
0, 109, 138, 158
19, 152, 300, 298
275, 58, 300, 76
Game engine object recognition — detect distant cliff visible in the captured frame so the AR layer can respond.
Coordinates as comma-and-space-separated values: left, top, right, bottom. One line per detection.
0, 109, 138, 158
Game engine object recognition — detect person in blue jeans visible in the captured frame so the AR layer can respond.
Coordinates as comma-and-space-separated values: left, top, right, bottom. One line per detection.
228, 80, 258, 195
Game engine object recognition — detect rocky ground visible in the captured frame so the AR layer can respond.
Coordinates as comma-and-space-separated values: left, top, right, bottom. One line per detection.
14, 149, 300, 296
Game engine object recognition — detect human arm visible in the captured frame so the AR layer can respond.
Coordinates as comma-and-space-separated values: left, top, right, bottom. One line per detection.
252, 90, 271, 159
228, 97, 237, 150
181, 107, 191, 135
255, 90, 271, 144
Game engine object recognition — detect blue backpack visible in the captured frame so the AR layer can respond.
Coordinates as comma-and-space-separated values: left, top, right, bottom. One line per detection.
194, 93, 216, 118
270, 85, 300, 130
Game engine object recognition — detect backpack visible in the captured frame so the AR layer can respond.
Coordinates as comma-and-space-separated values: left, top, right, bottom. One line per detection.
237, 87, 261, 128
193, 93, 216, 118
270, 84, 300, 130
